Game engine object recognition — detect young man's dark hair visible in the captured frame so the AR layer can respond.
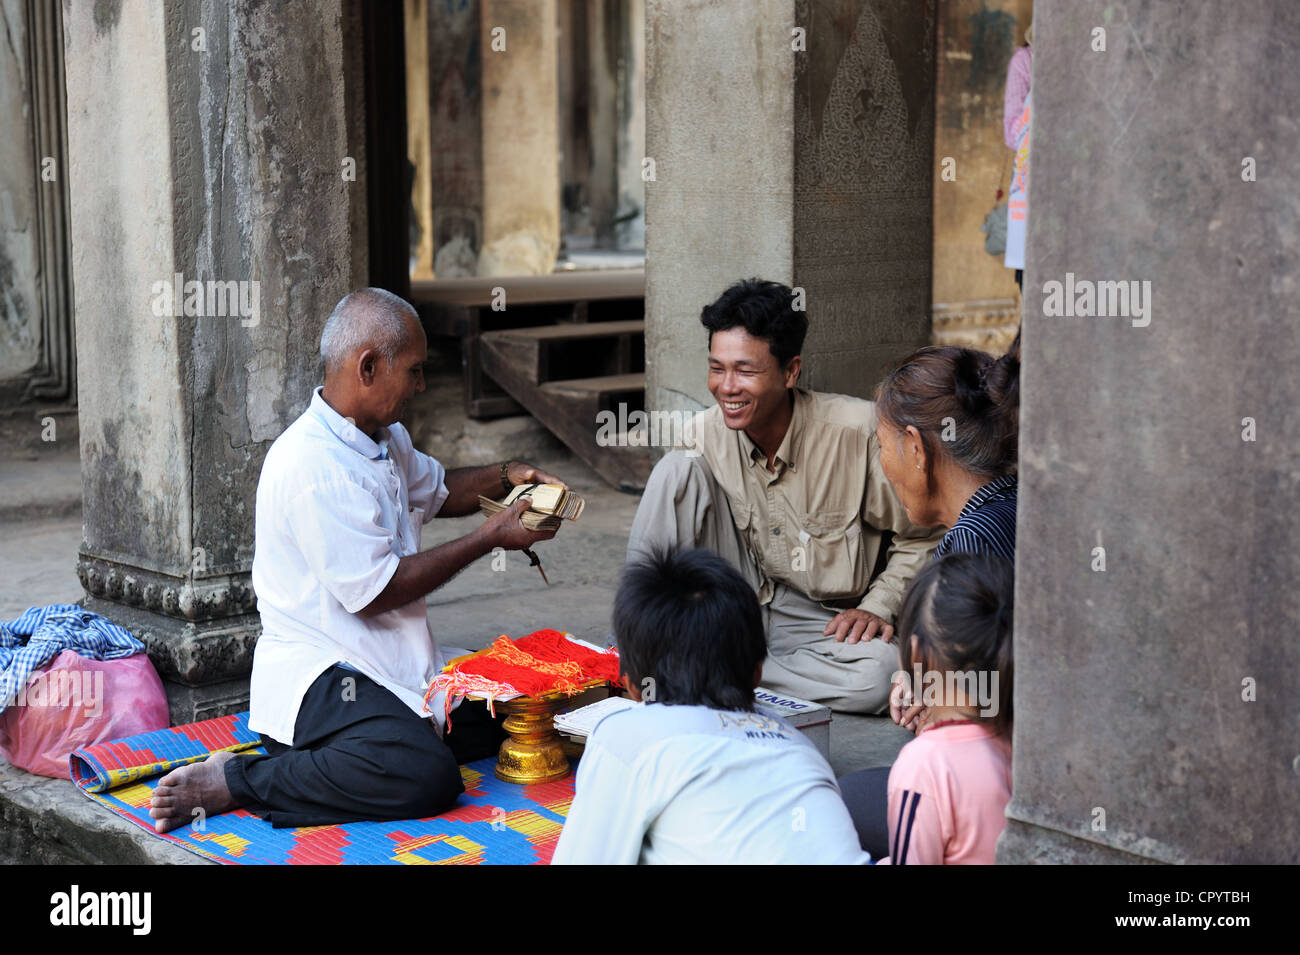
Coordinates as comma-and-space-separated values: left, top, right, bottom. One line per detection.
613, 547, 765, 711
699, 278, 808, 367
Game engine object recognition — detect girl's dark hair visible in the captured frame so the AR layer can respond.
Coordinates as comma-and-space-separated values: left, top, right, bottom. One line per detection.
874, 339, 1020, 479
614, 547, 765, 711
896, 553, 1014, 738
700, 278, 808, 367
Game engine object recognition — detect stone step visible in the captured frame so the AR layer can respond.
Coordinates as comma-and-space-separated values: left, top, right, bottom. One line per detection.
0, 755, 210, 865
410, 268, 644, 309
479, 331, 652, 490
479, 321, 645, 388
539, 371, 646, 399
0, 449, 82, 523
412, 272, 644, 423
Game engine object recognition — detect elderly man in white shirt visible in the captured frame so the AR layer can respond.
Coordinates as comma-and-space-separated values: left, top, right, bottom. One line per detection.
149, 287, 564, 832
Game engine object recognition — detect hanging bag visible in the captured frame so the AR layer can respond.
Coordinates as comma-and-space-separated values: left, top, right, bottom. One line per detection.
980, 150, 1013, 257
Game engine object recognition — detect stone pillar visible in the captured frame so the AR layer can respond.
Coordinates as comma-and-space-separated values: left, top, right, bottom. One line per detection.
614, 0, 646, 250
428, 0, 561, 278
406, 0, 435, 280
582, 0, 646, 249
479, 0, 561, 276
428, 0, 483, 278
999, 0, 1300, 863
0, 0, 74, 409
65, 1, 367, 722
645, 0, 936, 415
585, 0, 620, 246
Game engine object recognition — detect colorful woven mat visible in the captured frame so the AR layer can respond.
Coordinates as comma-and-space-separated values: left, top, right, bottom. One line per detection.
69, 712, 573, 865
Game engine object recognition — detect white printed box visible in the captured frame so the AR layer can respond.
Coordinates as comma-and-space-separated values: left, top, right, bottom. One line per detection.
753, 687, 832, 762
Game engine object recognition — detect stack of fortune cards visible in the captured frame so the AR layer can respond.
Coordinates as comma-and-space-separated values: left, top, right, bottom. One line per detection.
478, 483, 586, 531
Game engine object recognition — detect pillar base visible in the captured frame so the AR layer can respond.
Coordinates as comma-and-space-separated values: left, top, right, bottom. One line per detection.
81, 596, 258, 725
162, 676, 252, 725
996, 816, 1165, 865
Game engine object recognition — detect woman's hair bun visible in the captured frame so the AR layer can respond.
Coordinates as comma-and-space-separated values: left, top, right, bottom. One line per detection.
953, 349, 994, 415
983, 348, 1021, 414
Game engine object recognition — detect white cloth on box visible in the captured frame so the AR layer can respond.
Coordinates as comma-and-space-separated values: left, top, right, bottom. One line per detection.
551, 702, 870, 865
249, 387, 451, 746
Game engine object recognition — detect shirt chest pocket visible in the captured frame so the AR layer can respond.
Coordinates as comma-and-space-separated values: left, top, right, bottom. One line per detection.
795, 512, 868, 601
399, 505, 424, 556
723, 490, 755, 534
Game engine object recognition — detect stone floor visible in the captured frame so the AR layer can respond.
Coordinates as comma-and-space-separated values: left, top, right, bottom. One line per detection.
0, 442, 911, 863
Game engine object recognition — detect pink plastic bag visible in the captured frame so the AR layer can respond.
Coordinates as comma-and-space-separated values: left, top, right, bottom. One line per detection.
0, 649, 169, 778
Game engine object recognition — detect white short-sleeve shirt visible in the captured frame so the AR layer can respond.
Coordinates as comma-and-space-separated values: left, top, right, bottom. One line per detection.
551, 703, 871, 865
249, 387, 451, 745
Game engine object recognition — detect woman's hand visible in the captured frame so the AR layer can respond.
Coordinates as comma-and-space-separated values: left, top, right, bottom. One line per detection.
890, 679, 926, 734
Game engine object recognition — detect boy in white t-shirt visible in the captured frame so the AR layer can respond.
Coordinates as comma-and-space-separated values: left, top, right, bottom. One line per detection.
552, 548, 870, 865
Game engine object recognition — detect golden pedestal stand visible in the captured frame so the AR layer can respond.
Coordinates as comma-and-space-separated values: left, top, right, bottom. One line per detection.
491, 681, 612, 784
493, 692, 572, 784
442, 646, 612, 786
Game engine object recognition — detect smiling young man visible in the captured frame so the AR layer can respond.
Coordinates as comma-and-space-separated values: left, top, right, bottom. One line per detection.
626, 279, 944, 713
149, 287, 565, 832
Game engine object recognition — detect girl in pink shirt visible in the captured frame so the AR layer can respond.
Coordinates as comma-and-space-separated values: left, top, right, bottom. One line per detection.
882, 552, 1014, 864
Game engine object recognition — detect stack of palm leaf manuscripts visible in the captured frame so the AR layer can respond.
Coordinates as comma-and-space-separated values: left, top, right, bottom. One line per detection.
478, 483, 586, 531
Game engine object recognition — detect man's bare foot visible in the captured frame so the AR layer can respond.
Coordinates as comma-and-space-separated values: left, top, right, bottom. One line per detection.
148, 750, 240, 833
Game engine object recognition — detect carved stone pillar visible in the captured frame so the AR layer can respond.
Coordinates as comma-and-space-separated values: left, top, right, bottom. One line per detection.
428, 0, 561, 277
645, 0, 936, 414
0, 0, 75, 409
65, 0, 368, 721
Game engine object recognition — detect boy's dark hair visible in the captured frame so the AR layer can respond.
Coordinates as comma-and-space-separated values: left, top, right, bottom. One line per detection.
700, 279, 808, 367
896, 552, 1015, 738
614, 547, 765, 711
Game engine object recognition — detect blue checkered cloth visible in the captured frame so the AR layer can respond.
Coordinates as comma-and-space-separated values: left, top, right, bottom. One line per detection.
0, 604, 144, 713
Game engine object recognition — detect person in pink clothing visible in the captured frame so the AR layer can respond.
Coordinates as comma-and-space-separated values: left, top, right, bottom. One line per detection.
879, 552, 1014, 864
1002, 23, 1032, 150
1002, 19, 1033, 290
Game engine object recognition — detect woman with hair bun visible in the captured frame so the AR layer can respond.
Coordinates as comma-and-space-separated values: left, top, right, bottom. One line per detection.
871, 333, 1021, 562
836, 337, 1022, 859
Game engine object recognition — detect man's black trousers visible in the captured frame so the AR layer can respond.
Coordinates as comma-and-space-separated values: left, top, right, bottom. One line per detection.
224, 664, 505, 828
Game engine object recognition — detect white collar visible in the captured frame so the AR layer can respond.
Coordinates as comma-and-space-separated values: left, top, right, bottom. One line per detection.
309, 386, 390, 460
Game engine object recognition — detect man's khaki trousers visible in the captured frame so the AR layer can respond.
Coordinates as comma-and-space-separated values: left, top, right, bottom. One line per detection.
627, 451, 898, 714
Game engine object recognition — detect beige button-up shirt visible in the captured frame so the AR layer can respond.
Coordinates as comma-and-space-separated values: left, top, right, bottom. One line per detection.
685, 388, 943, 623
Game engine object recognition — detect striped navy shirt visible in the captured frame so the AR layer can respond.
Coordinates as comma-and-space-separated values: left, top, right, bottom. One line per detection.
932, 474, 1017, 562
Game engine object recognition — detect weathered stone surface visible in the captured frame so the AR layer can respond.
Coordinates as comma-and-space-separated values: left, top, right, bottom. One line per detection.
0, 0, 75, 407
81, 598, 259, 686
582, 0, 646, 251
428, 0, 561, 278
406, 0, 436, 279
162, 676, 253, 725
478, 0, 561, 276
998, 819, 1161, 865
429, 0, 485, 278
645, 0, 935, 418
614, 0, 647, 251
0, 0, 42, 390
63, 1, 366, 721
0, 755, 207, 864
1001, 0, 1300, 864
0, 0, 75, 422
